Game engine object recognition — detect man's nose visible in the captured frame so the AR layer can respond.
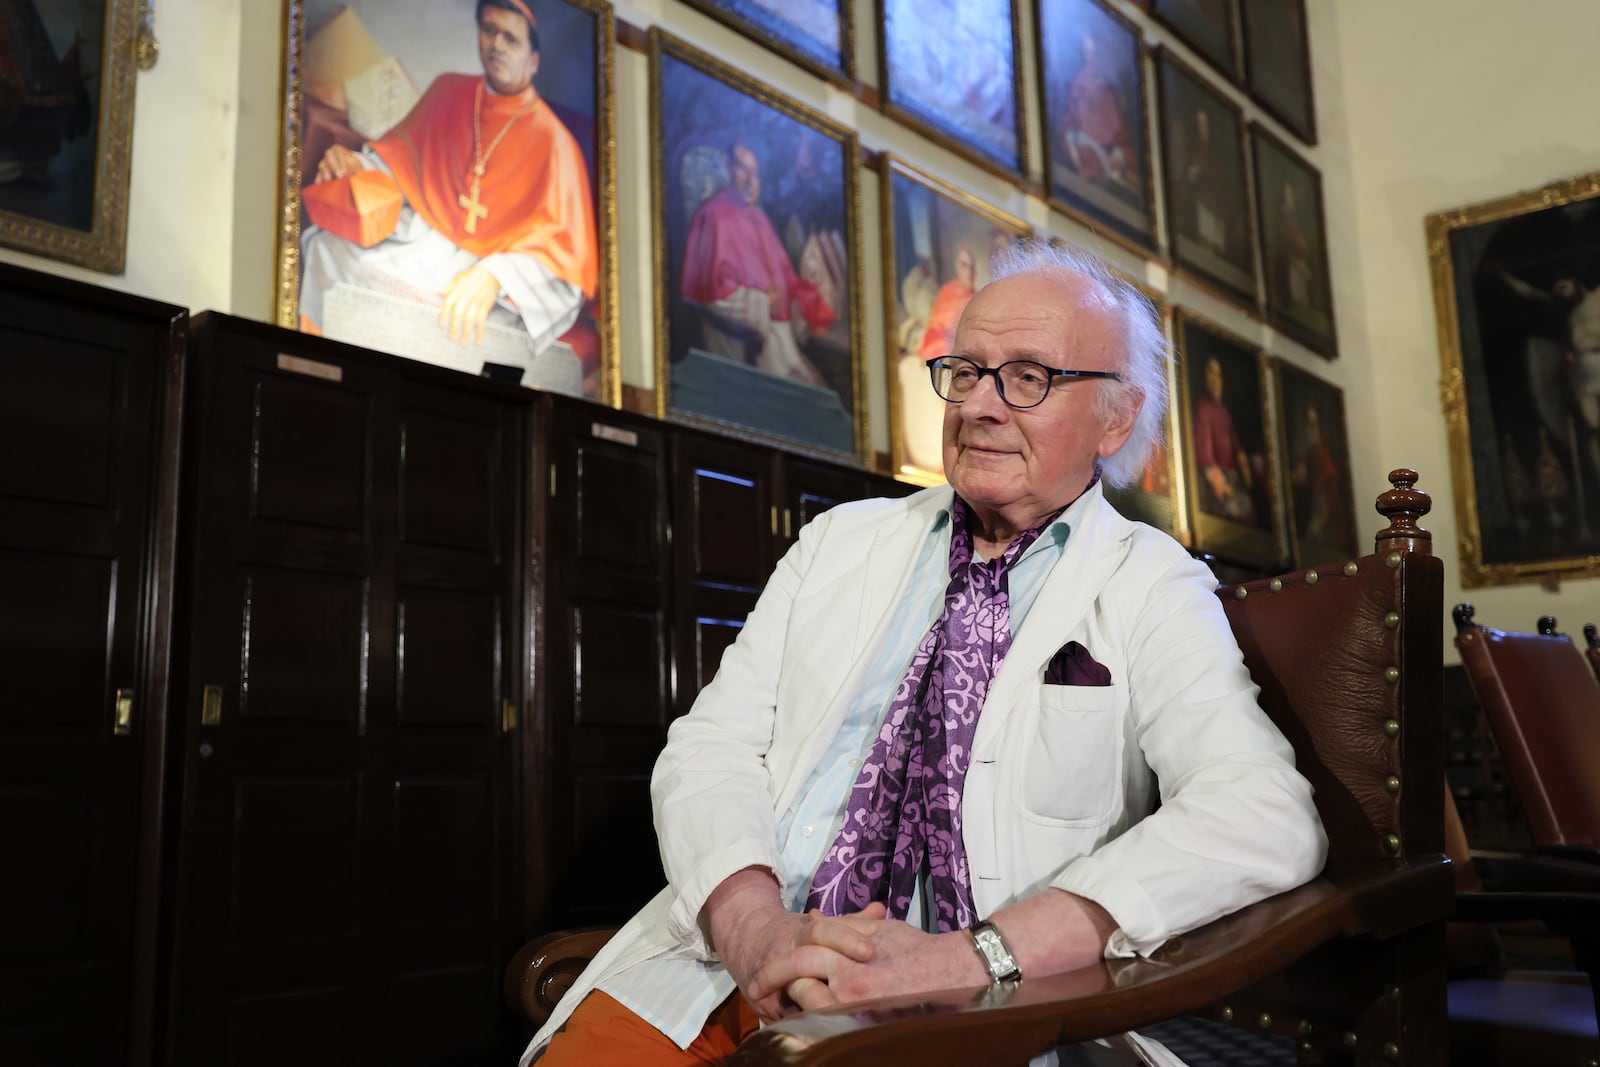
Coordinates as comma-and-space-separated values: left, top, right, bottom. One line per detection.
960, 373, 1009, 419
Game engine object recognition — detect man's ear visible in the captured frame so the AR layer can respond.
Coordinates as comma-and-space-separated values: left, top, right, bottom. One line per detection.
1097, 386, 1142, 459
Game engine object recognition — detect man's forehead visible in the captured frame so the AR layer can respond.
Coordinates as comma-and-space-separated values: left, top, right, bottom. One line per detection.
955, 274, 1118, 343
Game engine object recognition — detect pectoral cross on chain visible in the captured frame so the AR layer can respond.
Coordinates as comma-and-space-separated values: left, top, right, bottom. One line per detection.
458, 170, 488, 235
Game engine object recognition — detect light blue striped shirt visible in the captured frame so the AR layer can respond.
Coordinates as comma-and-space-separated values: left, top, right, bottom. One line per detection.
602, 496, 1080, 1048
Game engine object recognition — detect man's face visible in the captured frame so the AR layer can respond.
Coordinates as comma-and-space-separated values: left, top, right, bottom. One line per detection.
731, 145, 762, 205
942, 272, 1136, 528
479, 6, 539, 95
1205, 357, 1224, 401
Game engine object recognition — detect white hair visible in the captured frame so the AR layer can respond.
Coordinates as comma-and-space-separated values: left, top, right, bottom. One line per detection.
987, 238, 1172, 489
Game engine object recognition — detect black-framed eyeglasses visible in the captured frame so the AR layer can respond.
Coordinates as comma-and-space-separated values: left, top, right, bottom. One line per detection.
925, 355, 1122, 410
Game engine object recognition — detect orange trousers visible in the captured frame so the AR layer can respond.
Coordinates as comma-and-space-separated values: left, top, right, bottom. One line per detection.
533, 989, 761, 1066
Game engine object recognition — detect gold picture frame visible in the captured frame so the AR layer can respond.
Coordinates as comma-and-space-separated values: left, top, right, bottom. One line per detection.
1101, 278, 1188, 542
0, 0, 140, 272
1271, 357, 1358, 568
1427, 171, 1600, 588
879, 155, 1030, 487
676, 0, 856, 87
1174, 306, 1283, 567
650, 29, 867, 463
272, 0, 620, 405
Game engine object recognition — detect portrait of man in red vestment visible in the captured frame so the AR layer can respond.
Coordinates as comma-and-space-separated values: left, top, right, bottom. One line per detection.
658, 38, 860, 457
1037, 0, 1155, 254
1275, 361, 1357, 566
883, 158, 1027, 484
287, 0, 608, 396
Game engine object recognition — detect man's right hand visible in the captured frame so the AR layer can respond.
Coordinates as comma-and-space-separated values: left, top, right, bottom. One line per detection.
704, 867, 884, 1022
315, 144, 365, 183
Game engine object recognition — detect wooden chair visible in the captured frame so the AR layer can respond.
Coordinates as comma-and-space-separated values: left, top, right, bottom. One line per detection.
505, 469, 1455, 1065
1448, 605, 1600, 1064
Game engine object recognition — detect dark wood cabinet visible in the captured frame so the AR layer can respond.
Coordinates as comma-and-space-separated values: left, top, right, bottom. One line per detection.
0, 266, 184, 1067
0, 260, 914, 1061
163, 315, 531, 1065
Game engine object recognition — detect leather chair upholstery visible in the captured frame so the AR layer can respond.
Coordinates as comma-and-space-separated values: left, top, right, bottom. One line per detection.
505, 470, 1455, 1066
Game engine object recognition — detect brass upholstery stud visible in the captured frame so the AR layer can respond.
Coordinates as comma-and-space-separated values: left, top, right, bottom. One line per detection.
1385, 611, 1400, 629
1385, 551, 1402, 568
1384, 719, 1400, 737
1258, 1012, 1272, 1029
1344, 561, 1358, 576
1234, 586, 1248, 600
1385, 776, 1401, 794
1384, 834, 1401, 853
1385, 983, 1400, 999
1384, 666, 1401, 683
1383, 1041, 1400, 1061
1300, 1041, 1314, 1055
1342, 1031, 1359, 1049
1305, 570, 1319, 584
1221, 1006, 1234, 1023
1298, 1020, 1313, 1036
1269, 578, 1283, 592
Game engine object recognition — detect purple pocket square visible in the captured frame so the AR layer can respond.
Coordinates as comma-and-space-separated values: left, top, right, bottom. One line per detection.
1044, 641, 1112, 686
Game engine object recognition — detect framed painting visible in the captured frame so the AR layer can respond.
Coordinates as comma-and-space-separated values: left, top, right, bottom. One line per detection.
1150, 0, 1238, 81
1427, 172, 1600, 587
1174, 308, 1281, 567
651, 30, 864, 461
878, 0, 1026, 178
0, 0, 140, 272
1239, 0, 1315, 145
1156, 50, 1258, 309
1252, 124, 1335, 357
678, 0, 853, 85
1272, 359, 1357, 568
1035, 0, 1159, 258
881, 156, 1029, 486
1101, 279, 1185, 540
274, 0, 619, 403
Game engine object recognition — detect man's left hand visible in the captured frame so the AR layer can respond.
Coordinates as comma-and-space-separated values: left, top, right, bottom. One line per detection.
439, 266, 501, 345
748, 916, 989, 1013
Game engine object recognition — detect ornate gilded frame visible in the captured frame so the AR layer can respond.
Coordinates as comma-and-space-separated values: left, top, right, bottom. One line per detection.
878, 154, 1030, 487
677, 0, 855, 86
1174, 306, 1283, 567
649, 28, 867, 464
1033, 0, 1163, 261
0, 0, 140, 272
1271, 357, 1357, 568
1427, 172, 1600, 588
272, 0, 621, 406
875, 0, 1030, 180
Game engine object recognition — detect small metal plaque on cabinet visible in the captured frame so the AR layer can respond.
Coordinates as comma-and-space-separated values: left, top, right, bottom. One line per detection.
591, 422, 638, 447
277, 353, 343, 382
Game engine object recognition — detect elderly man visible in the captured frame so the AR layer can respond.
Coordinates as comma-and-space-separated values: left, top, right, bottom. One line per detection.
524, 239, 1325, 1065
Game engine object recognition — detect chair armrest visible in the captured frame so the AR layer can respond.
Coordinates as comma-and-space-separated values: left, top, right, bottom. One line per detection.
731, 856, 1453, 1066
1536, 845, 1600, 866
1471, 849, 1600, 892
503, 927, 619, 1025
1454, 890, 1600, 935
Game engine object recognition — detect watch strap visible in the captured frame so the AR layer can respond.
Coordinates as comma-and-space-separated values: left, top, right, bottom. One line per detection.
969, 919, 1022, 984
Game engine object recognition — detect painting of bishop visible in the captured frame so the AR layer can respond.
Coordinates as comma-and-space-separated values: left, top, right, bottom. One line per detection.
291, 0, 608, 396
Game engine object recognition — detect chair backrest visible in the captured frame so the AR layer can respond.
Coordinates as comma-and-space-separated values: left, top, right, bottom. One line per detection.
1454, 605, 1600, 850
1215, 469, 1444, 880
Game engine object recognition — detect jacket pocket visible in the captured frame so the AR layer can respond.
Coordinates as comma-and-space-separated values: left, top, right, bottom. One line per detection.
1021, 684, 1124, 825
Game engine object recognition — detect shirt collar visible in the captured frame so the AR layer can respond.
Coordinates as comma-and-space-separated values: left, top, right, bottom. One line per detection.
932, 476, 1100, 563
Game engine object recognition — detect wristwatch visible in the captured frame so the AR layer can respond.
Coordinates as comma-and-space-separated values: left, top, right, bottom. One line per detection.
969, 919, 1023, 984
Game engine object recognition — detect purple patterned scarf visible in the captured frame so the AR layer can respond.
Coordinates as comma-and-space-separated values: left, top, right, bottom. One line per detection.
805, 496, 1059, 932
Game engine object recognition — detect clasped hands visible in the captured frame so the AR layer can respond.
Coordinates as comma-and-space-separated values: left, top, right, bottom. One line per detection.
707, 869, 989, 1024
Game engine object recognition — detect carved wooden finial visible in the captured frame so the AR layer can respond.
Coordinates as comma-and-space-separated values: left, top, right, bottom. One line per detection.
1374, 468, 1433, 557
1537, 615, 1560, 636
1452, 603, 1476, 634
1586, 623, 1600, 650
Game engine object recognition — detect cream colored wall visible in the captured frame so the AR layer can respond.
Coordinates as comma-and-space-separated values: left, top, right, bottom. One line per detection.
12, 0, 1592, 647
1327, 0, 1600, 655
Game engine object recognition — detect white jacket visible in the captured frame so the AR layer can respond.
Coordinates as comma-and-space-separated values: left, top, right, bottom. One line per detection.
523, 484, 1326, 1061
